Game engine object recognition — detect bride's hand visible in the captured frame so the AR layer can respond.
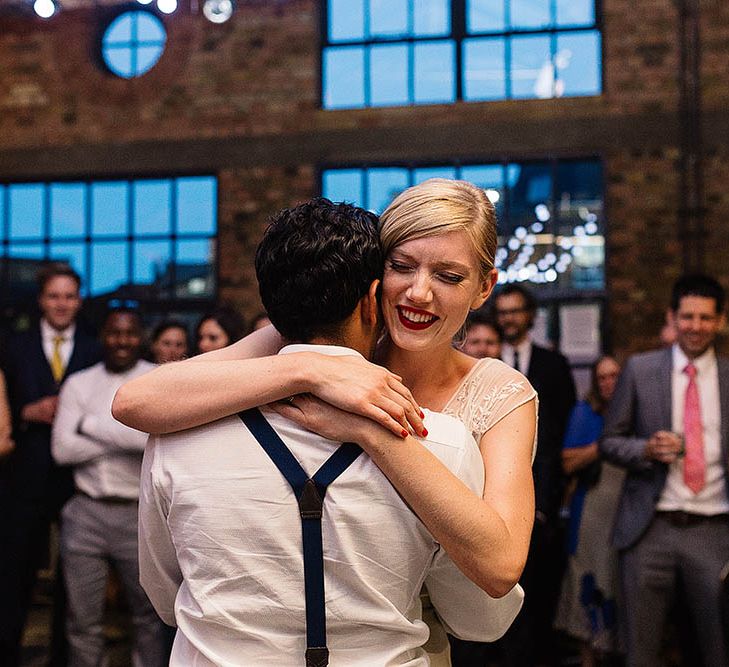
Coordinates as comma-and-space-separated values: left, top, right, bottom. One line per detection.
302, 353, 425, 438
270, 394, 387, 449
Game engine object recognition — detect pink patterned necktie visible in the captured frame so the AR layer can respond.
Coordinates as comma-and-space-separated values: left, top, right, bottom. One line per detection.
683, 363, 705, 494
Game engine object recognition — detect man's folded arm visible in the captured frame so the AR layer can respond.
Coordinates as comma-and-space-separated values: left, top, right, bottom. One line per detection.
51, 378, 109, 465
80, 409, 149, 452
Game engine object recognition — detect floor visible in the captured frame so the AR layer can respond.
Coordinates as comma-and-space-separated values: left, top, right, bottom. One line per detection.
20, 570, 131, 667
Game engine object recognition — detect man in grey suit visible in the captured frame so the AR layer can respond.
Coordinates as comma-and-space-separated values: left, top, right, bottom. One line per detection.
601, 274, 729, 667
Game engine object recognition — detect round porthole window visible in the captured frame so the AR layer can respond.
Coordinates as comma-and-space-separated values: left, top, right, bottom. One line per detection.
101, 10, 167, 79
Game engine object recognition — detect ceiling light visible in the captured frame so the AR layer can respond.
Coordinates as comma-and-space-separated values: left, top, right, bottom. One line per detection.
202, 0, 234, 23
157, 0, 177, 14
33, 0, 57, 18
136, 0, 154, 4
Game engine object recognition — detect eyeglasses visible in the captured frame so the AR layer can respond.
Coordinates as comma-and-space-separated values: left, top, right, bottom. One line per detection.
495, 307, 528, 317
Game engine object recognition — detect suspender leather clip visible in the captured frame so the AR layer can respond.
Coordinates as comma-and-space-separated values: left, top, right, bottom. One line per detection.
299, 479, 323, 519
305, 646, 329, 667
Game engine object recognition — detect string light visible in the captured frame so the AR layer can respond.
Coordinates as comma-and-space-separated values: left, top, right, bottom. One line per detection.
495, 207, 603, 285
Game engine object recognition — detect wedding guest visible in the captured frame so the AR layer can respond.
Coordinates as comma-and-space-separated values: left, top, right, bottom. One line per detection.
52, 309, 166, 667
150, 320, 189, 364
195, 307, 245, 355
601, 274, 729, 667
494, 283, 576, 666
0, 263, 101, 666
461, 310, 502, 359
555, 355, 623, 666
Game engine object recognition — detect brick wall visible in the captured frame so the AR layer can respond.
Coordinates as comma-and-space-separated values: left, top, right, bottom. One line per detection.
217, 165, 316, 316
602, 0, 680, 114
604, 148, 682, 355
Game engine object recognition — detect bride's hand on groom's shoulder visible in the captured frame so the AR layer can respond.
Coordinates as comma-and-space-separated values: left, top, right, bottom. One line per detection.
269, 394, 377, 446
293, 353, 426, 439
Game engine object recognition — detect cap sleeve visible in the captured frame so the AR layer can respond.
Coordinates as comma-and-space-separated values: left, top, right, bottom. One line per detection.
443, 358, 538, 460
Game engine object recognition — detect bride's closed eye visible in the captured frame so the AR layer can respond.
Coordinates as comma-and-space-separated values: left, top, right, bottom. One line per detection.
437, 272, 465, 284
388, 260, 414, 273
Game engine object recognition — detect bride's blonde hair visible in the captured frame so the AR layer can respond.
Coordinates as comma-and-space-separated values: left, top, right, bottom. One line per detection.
378, 178, 497, 279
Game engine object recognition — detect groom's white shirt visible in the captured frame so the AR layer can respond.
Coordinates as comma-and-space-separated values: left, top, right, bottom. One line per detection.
139, 344, 523, 666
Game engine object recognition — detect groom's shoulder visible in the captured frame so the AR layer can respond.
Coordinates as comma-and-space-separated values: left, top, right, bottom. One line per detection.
155, 413, 245, 455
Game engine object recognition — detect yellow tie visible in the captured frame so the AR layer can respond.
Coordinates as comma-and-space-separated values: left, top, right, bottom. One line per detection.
50, 335, 65, 383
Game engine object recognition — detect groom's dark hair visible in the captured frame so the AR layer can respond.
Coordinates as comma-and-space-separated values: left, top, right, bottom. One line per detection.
255, 197, 383, 342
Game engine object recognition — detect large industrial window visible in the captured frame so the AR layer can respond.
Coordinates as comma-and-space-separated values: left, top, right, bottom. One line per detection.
322, 0, 601, 109
0, 176, 217, 309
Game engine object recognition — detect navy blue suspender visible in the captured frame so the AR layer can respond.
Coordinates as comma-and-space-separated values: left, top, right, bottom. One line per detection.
238, 408, 363, 667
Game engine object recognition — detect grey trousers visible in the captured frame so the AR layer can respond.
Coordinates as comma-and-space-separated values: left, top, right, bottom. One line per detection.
620, 512, 729, 667
60, 494, 167, 667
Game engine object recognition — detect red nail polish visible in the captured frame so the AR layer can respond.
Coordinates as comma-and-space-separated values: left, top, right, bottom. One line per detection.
422, 428, 428, 437
401, 429, 408, 438
419, 410, 425, 418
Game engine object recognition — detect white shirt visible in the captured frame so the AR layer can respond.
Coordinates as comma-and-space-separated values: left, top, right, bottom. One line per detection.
657, 345, 729, 514
501, 338, 532, 375
52, 360, 155, 500
139, 344, 523, 667
41, 319, 75, 370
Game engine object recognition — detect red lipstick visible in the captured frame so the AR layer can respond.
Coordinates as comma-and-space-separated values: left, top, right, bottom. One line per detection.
396, 306, 438, 331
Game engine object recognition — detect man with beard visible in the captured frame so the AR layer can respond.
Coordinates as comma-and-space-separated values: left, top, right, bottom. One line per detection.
489, 284, 576, 667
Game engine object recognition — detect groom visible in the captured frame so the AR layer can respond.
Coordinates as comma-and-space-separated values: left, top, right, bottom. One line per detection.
138, 198, 522, 665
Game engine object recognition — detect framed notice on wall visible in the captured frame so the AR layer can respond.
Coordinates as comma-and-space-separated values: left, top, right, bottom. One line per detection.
560, 303, 601, 362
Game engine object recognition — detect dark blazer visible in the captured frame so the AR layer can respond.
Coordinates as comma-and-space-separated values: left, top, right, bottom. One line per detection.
526, 343, 577, 520
2, 324, 101, 509
600, 347, 729, 550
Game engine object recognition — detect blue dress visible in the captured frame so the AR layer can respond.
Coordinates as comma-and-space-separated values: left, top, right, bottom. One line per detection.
563, 401, 604, 555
